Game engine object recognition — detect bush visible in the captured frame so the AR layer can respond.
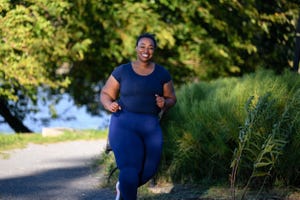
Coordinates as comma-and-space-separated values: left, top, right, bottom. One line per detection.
160, 69, 300, 189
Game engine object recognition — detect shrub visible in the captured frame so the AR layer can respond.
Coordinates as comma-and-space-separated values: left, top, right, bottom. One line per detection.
160, 69, 300, 189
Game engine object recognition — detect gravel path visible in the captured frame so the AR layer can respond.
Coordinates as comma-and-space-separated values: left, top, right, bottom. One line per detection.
0, 140, 115, 200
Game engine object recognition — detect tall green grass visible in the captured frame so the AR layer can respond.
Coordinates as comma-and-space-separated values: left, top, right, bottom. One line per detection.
159, 69, 300, 191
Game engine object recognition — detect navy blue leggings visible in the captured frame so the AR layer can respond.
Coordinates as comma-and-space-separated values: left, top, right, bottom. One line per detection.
108, 110, 163, 200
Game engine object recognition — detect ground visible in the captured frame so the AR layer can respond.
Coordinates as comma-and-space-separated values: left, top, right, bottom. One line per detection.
0, 140, 299, 200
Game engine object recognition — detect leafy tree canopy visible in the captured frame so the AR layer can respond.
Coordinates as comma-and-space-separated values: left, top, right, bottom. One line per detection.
0, 0, 299, 132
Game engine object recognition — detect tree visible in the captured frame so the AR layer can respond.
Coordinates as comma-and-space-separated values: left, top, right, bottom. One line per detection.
293, 14, 300, 72
0, 0, 91, 132
0, 0, 299, 133
62, 0, 194, 113
153, 0, 299, 79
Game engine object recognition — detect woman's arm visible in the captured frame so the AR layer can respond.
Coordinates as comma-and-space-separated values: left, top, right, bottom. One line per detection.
100, 75, 121, 112
155, 80, 177, 111
163, 80, 177, 110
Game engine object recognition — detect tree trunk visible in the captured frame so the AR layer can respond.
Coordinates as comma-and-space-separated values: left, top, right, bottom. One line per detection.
0, 98, 33, 133
293, 14, 300, 72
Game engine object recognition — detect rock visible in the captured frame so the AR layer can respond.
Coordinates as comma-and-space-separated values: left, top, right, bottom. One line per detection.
42, 127, 74, 137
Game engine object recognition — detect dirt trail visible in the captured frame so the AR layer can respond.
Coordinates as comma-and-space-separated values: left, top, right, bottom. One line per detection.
0, 140, 115, 200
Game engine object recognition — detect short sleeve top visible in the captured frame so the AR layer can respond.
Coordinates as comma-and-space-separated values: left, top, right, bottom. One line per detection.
111, 62, 171, 115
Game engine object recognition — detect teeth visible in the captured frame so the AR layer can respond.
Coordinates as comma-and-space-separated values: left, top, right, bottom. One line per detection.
142, 53, 148, 57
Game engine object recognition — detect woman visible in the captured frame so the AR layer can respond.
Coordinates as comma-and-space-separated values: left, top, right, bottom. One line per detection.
100, 33, 177, 200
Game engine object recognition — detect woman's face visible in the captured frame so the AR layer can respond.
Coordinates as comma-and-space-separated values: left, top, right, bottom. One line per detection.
136, 37, 155, 62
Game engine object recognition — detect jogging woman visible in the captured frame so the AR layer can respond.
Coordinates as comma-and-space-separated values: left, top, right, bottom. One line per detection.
100, 33, 177, 200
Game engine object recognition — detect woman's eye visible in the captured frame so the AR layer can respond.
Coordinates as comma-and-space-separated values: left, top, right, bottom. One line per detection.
138, 46, 154, 51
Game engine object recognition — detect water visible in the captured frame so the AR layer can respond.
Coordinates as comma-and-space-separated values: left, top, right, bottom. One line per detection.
0, 94, 111, 134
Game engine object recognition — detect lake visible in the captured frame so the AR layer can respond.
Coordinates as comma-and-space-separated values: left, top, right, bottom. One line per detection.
0, 94, 110, 134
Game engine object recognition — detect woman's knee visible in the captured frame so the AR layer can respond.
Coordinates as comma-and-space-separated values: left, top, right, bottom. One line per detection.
120, 167, 140, 185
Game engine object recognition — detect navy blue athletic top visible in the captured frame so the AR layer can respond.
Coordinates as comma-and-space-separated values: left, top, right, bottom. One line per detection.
112, 62, 171, 115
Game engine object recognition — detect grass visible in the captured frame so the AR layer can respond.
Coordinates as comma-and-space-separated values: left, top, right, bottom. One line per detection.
0, 129, 108, 158
151, 70, 300, 196
99, 176, 300, 200
97, 154, 300, 200
137, 184, 300, 200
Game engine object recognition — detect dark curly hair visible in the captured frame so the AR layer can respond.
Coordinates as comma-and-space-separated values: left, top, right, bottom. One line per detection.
136, 33, 157, 49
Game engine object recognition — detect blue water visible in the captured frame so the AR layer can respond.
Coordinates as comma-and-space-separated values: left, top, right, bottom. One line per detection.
0, 94, 110, 134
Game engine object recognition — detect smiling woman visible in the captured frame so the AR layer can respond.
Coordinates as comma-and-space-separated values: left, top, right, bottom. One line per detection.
100, 33, 177, 200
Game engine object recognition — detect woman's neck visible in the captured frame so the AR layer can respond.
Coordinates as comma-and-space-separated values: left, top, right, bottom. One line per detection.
134, 60, 153, 69
131, 61, 155, 76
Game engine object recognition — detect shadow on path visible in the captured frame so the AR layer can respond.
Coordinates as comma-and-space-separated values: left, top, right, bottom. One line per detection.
0, 156, 114, 200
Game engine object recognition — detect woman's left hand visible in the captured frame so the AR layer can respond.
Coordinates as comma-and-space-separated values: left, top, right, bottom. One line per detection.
155, 94, 165, 109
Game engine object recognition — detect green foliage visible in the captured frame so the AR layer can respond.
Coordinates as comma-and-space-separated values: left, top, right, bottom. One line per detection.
1, 0, 299, 132
0, 0, 93, 127
152, 0, 299, 79
160, 69, 300, 190
276, 91, 300, 186
66, 0, 298, 111
1, 1, 74, 101
230, 93, 292, 199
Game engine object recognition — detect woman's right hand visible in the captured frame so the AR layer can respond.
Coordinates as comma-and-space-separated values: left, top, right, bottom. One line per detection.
108, 101, 121, 113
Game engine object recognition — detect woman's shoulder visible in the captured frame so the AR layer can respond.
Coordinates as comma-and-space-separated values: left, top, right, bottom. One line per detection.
113, 62, 131, 73
116, 62, 131, 70
154, 63, 172, 81
155, 63, 170, 74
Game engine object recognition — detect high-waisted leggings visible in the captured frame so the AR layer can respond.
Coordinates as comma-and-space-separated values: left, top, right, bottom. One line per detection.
108, 110, 163, 200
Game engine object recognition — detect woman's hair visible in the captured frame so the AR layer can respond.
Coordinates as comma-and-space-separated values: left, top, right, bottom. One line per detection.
136, 33, 157, 48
